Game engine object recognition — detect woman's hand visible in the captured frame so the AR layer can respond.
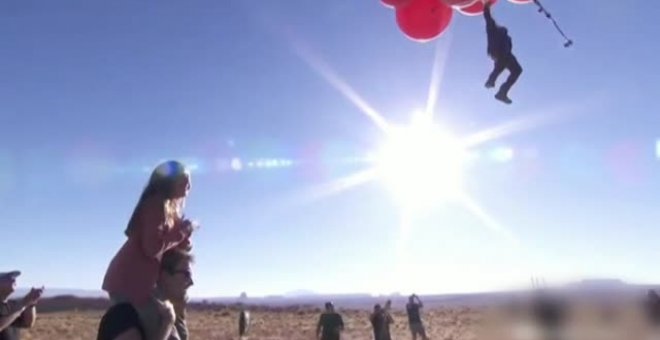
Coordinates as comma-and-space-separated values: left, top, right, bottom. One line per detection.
178, 217, 200, 235
178, 237, 193, 251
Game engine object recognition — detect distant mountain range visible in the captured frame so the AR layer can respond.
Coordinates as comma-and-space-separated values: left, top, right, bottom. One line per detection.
194, 279, 660, 309
14, 288, 106, 298
12, 279, 660, 311
283, 289, 318, 297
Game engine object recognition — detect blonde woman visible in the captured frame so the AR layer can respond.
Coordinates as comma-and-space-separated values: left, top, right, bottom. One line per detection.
102, 160, 197, 339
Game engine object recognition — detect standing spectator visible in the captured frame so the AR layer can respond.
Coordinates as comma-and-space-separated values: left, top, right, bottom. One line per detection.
0, 271, 44, 340
370, 304, 385, 340
316, 302, 344, 340
406, 294, 428, 340
238, 304, 250, 339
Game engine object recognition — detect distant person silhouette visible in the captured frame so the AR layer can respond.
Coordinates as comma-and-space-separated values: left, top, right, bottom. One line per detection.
382, 300, 394, 340
370, 304, 385, 340
483, 0, 522, 104
316, 302, 344, 340
370, 302, 394, 340
531, 289, 565, 340
406, 294, 428, 340
238, 304, 250, 339
645, 289, 660, 327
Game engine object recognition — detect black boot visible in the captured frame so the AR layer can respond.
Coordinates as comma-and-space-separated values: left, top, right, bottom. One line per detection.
495, 90, 512, 104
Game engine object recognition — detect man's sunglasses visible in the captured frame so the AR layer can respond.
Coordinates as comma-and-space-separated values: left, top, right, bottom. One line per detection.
171, 269, 192, 279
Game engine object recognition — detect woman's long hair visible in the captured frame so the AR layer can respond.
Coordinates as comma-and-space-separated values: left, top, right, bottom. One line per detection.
124, 160, 189, 237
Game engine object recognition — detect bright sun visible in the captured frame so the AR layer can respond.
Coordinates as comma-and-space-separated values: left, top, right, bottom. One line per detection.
375, 112, 467, 210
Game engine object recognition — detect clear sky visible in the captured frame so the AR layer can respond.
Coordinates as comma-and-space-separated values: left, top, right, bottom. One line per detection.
1, 0, 659, 298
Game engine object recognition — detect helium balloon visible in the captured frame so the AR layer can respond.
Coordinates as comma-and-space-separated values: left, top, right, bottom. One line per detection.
457, 0, 498, 16
395, 0, 453, 42
381, 0, 413, 9
441, 0, 477, 6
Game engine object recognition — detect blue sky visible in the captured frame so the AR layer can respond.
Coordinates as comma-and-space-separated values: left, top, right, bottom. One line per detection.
1, 0, 659, 298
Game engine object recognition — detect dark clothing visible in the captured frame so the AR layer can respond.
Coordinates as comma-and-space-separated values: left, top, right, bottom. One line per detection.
484, 5, 522, 98
647, 298, 660, 326
406, 303, 422, 324
382, 311, 393, 340
0, 301, 29, 340
484, 6, 512, 58
487, 54, 522, 96
318, 312, 344, 340
97, 303, 145, 340
370, 312, 384, 340
97, 302, 185, 340
531, 296, 565, 340
238, 310, 249, 336
535, 303, 562, 329
370, 311, 392, 340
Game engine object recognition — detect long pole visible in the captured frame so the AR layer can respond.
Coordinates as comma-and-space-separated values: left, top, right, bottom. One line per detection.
532, 0, 573, 48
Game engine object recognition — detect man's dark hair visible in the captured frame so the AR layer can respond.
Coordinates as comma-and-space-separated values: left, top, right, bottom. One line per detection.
161, 249, 194, 274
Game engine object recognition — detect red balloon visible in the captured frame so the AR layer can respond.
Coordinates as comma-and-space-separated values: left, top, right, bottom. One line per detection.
441, 0, 477, 7
457, 0, 498, 16
396, 0, 453, 42
381, 0, 413, 9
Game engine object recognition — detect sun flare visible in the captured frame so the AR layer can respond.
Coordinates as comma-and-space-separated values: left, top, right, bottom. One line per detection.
375, 112, 467, 211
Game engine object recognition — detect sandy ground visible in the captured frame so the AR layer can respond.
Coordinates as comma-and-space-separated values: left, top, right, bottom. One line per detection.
20, 307, 481, 340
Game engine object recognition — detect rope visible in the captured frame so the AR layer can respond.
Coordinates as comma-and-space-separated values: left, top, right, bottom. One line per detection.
532, 0, 573, 47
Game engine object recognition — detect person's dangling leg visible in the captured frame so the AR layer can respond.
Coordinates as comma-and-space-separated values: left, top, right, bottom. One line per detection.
495, 54, 522, 104
485, 58, 506, 89
137, 295, 179, 340
107, 293, 174, 340
138, 297, 166, 340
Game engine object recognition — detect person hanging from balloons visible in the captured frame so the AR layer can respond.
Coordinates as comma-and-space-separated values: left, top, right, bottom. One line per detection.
483, 0, 522, 104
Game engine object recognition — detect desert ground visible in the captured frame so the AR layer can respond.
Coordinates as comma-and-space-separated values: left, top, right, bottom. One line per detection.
20, 307, 481, 340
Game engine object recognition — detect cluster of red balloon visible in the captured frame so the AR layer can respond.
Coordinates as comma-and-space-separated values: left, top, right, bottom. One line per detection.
382, 0, 532, 42
454, 0, 498, 16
